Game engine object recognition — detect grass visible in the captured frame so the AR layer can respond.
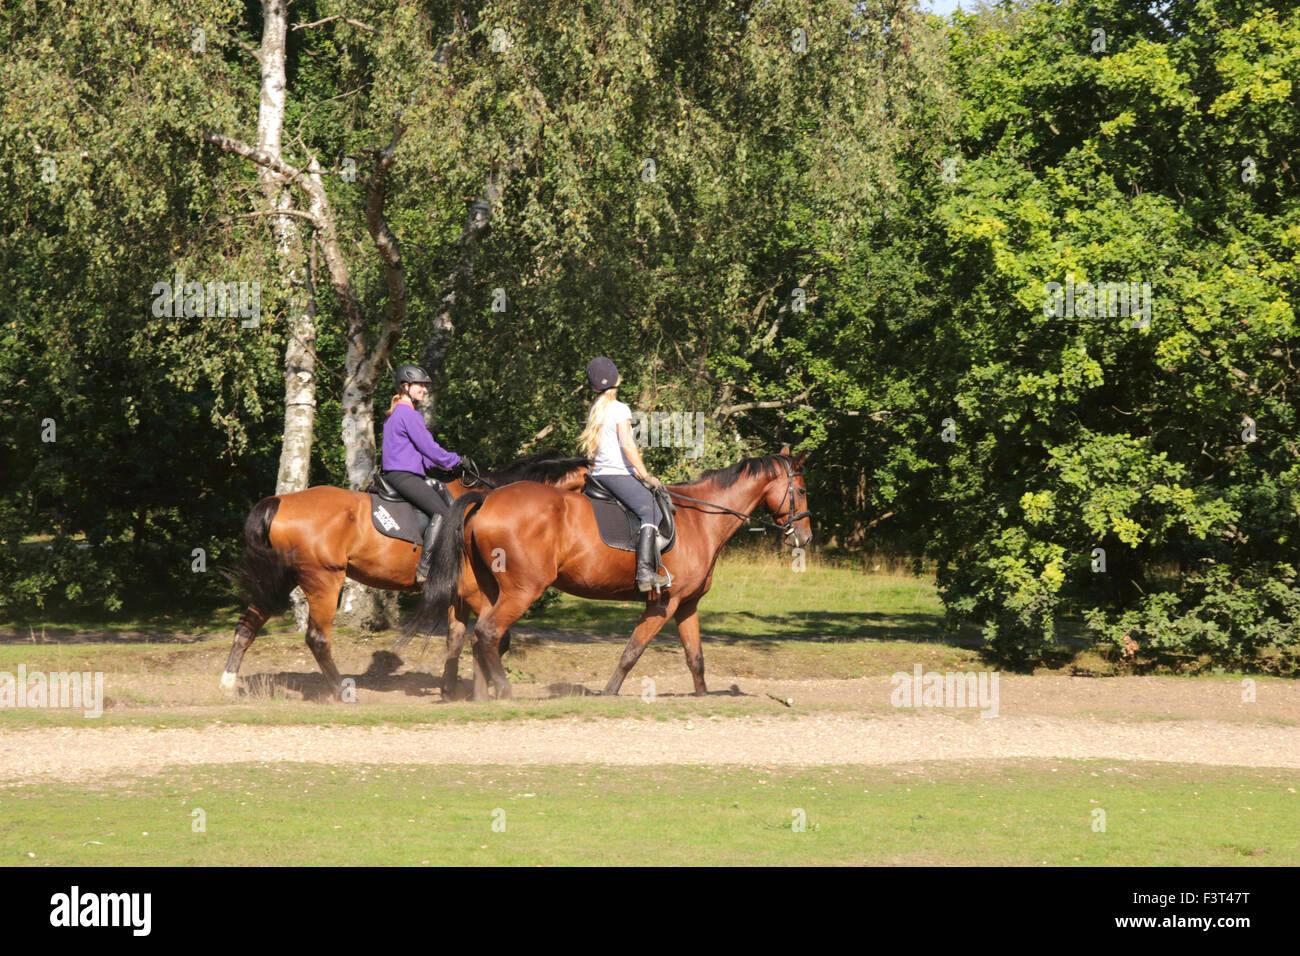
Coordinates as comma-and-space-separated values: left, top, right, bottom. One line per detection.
523, 548, 965, 643
0, 612, 297, 642
3, 760, 1295, 866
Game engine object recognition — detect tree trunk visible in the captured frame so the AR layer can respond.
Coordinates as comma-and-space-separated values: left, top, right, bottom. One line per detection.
255, 0, 316, 629
335, 122, 410, 630
258, 0, 314, 496
276, 239, 317, 494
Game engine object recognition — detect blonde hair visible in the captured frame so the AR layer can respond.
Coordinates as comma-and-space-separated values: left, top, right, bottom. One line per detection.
579, 388, 619, 459
385, 383, 415, 416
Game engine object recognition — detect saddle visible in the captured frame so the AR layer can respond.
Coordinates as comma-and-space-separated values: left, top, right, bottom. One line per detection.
366, 474, 453, 546
582, 475, 676, 554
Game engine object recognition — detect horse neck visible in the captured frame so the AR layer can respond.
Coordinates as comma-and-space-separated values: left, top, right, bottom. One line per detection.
674, 471, 770, 552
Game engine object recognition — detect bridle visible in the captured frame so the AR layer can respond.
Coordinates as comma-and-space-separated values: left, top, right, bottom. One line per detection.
777, 459, 812, 537
667, 458, 810, 540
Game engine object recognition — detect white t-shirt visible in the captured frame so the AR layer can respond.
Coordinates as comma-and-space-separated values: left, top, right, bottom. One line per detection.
591, 400, 634, 476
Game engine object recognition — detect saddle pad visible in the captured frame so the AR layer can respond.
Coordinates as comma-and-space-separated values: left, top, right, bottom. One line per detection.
586, 494, 676, 554
369, 494, 429, 546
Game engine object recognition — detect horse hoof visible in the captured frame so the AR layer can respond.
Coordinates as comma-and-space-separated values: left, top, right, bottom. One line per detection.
219, 671, 238, 692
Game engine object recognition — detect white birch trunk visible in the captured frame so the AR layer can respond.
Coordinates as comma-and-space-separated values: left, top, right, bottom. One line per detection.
257, 0, 315, 628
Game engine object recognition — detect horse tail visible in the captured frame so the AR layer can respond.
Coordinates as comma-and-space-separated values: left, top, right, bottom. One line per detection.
400, 490, 486, 645
234, 496, 296, 617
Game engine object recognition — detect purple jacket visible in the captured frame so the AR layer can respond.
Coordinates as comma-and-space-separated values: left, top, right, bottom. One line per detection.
381, 403, 461, 473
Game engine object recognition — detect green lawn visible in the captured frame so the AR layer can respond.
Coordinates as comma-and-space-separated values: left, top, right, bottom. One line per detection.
3, 760, 1294, 866
522, 550, 961, 642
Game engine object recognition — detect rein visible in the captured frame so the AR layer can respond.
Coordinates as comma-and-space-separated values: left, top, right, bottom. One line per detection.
458, 458, 497, 490
465, 454, 809, 536
459, 454, 588, 491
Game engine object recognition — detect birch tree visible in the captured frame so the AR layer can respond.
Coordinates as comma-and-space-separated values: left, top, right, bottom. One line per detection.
201, 2, 421, 627
253, 0, 317, 497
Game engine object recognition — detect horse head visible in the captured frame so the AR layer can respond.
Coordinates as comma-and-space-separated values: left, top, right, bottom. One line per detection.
764, 444, 812, 550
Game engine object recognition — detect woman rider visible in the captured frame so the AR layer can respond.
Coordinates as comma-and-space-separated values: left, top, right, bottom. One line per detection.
382, 363, 463, 583
579, 357, 670, 592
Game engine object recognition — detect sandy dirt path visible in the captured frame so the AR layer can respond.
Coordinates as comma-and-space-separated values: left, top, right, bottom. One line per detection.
2, 713, 1298, 783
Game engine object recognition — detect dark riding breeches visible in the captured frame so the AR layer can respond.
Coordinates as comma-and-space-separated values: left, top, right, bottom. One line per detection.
595, 473, 661, 527
383, 470, 450, 518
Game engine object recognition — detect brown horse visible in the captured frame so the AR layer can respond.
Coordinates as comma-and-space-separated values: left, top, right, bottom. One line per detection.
221, 451, 589, 699
404, 447, 812, 701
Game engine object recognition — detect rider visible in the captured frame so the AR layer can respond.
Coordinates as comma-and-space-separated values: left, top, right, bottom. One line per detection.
381, 363, 463, 584
579, 357, 669, 592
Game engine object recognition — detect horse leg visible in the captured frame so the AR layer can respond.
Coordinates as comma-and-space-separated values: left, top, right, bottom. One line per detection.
220, 605, 269, 692
602, 597, 676, 696
463, 627, 511, 699
443, 600, 470, 701
303, 573, 347, 700
460, 561, 499, 702
674, 599, 707, 696
469, 634, 492, 702
472, 590, 538, 701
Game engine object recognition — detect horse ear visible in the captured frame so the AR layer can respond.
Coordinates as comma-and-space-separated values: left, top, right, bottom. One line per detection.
779, 442, 791, 455
794, 450, 807, 467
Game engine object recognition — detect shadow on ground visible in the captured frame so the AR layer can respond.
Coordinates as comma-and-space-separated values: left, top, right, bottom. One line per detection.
239, 650, 440, 702
235, 651, 765, 704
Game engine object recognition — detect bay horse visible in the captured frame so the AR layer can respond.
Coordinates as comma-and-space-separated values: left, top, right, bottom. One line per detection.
403, 447, 812, 701
221, 451, 589, 699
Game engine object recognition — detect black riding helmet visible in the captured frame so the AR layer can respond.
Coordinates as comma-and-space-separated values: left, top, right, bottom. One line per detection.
395, 363, 433, 387
586, 356, 620, 392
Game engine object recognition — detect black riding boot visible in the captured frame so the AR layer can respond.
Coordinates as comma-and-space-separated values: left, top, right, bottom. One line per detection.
415, 514, 444, 585
635, 525, 657, 592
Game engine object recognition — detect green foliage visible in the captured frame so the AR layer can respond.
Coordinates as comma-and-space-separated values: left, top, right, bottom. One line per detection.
868, 0, 1300, 667
0, 0, 284, 613
1085, 563, 1300, 671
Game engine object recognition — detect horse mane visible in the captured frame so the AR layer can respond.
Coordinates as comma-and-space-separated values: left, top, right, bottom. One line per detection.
683, 453, 793, 489
479, 448, 590, 486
